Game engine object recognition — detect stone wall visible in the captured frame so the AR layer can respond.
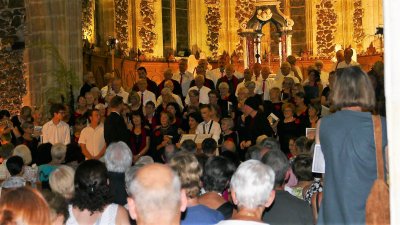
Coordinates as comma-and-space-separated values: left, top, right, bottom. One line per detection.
25, 0, 82, 115
0, 0, 26, 114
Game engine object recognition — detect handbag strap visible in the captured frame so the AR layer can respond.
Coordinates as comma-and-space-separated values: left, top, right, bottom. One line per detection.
372, 115, 384, 180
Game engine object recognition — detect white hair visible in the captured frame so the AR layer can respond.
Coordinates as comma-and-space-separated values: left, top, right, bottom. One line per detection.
105, 141, 133, 173
13, 145, 32, 165
231, 160, 275, 209
49, 165, 75, 199
128, 166, 181, 223
51, 143, 67, 161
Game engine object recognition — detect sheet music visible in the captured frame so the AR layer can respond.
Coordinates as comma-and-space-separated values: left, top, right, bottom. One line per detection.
179, 134, 197, 144
312, 144, 325, 173
194, 134, 212, 144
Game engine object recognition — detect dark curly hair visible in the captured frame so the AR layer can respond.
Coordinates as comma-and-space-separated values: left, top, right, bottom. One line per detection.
202, 156, 236, 193
70, 160, 112, 215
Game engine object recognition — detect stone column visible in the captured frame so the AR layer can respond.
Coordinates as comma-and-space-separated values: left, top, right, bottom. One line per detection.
25, 0, 82, 113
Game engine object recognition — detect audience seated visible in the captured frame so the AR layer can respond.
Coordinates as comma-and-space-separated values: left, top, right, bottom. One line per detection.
49, 165, 75, 200
104, 141, 133, 206
261, 150, 313, 225
126, 163, 187, 225
169, 152, 224, 225
216, 160, 275, 225
0, 187, 52, 225
198, 156, 236, 219
1, 156, 25, 189
41, 190, 69, 225
13, 144, 38, 185
67, 159, 130, 224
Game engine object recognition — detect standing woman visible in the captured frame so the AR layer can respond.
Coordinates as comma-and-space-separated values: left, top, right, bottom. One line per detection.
317, 66, 387, 225
129, 111, 150, 163
277, 103, 302, 156
153, 111, 179, 162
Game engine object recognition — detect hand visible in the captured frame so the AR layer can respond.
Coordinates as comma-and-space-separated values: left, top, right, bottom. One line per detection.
240, 141, 246, 150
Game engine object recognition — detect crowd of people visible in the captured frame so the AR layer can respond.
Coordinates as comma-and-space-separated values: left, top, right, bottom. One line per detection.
0, 49, 387, 225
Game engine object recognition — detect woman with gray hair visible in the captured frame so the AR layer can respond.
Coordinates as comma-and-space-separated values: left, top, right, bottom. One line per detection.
216, 160, 275, 224
317, 66, 388, 225
105, 141, 133, 206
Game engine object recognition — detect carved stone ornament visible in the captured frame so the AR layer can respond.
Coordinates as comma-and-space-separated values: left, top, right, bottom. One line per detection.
256, 8, 273, 21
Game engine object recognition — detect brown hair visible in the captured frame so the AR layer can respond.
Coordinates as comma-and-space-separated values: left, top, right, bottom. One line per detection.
169, 152, 202, 198
331, 66, 375, 112
0, 187, 51, 225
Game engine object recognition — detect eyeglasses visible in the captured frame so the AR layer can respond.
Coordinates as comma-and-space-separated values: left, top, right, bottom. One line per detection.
58, 111, 66, 114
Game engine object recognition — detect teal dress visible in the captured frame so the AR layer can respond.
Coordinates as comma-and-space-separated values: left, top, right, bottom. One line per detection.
317, 110, 387, 225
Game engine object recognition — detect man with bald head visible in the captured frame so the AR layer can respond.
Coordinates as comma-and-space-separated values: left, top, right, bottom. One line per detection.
185, 75, 211, 105
274, 62, 300, 89
158, 68, 183, 99
337, 48, 359, 69
216, 64, 239, 96
127, 163, 187, 225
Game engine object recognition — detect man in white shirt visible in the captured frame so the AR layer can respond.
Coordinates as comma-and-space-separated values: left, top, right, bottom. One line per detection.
236, 69, 260, 97
173, 59, 193, 98
185, 75, 211, 105
100, 72, 114, 98
337, 48, 360, 69
42, 103, 71, 145
106, 78, 129, 103
79, 109, 106, 159
208, 57, 226, 86
137, 78, 157, 107
196, 104, 221, 143
258, 66, 274, 101
273, 62, 300, 89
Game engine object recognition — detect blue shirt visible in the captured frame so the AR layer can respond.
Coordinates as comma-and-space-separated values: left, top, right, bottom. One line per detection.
181, 204, 224, 225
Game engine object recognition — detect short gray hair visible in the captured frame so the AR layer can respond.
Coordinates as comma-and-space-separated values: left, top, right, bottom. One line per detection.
51, 143, 67, 162
128, 164, 182, 223
231, 160, 275, 209
105, 141, 133, 173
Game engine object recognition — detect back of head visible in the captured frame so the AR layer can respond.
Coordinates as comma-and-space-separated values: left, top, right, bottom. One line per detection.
0, 144, 14, 160
0, 187, 51, 225
163, 143, 180, 163
169, 152, 202, 198
180, 139, 197, 153
332, 66, 375, 112
201, 138, 217, 155
261, 150, 289, 188
41, 190, 68, 225
292, 155, 313, 182
13, 144, 32, 165
71, 160, 111, 214
36, 143, 52, 165
231, 160, 275, 209
49, 165, 75, 199
109, 95, 124, 108
127, 163, 182, 224
50, 143, 67, 163
105, 141, 133, 173
203, 156, 236, 193
6, 155, 24, 176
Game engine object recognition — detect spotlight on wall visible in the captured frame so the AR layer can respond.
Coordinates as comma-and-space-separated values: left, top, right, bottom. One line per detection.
106, 37, 118, 50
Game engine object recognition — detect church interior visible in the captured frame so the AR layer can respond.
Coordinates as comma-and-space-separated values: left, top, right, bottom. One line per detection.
0, 0, 383, 111
1, 0, 399, 223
